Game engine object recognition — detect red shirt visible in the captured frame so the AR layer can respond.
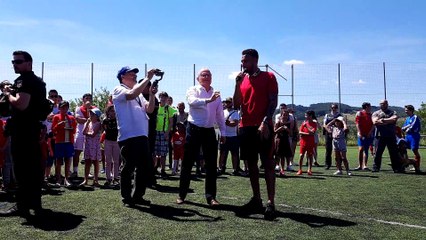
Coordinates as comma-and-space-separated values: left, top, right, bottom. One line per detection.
299, 120, 317, 146
355, 110, 373, 136
239, 71, 278, 127
52, 113, 77, 143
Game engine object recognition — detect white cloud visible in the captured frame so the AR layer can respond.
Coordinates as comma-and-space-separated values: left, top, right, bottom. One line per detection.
283, 59, 305, 65
0, 19, 39, 26
352, 79, 366, 85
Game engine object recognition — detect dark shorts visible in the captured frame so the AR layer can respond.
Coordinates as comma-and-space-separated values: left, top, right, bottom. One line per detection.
54, 142, 75, 159
220, 136, 239, 153
239, 126, 274, 162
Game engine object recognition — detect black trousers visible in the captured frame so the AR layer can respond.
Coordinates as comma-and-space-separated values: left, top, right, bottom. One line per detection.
373, 136, 402, 171
118, 136, 154, 200
179, 123, 218, 201
11, 126, 43, 212
324, 134, 333, 167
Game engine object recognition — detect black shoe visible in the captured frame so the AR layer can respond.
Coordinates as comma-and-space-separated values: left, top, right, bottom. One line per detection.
325, 165, 331, 170
232, 170, 241, 176
394, 169, 406, 174
133, 198, 151, 206
160, 170, 168, 180
122, 199, 135, 207
264, 202, 276, 221
0, 205, 30, 217
239, 197, 264, 215
372, 167, 380, 172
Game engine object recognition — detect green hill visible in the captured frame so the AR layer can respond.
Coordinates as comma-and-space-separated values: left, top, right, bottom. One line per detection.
279, 102, 405, 120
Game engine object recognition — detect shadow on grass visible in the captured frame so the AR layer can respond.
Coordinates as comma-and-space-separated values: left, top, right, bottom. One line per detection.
22, 210, 86, 231
42, 188, 66, 196
324, 174, 379, 179
278, 212, 357, 228
280, 175, 327, 180
148, 184, 186, 194
133, 203, 222, 222
186, 201, 357, 227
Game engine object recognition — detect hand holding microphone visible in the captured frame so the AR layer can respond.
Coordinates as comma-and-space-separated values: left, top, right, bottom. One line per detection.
235, 70, 247, 83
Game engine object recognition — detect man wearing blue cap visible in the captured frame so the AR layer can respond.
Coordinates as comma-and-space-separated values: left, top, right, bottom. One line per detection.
112, 66, 158, 207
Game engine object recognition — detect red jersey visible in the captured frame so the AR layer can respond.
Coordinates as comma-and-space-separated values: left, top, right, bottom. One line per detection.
172, 132, 185, 151
299, 120, 317, 146
355, 110, 373, 136
52, 113, 77, 143
239, 71, 278, 127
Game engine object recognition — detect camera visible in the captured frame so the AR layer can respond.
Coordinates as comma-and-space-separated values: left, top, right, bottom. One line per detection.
0, 81, 16, 117
154, 69, 164, 77
152, 69, 165, 88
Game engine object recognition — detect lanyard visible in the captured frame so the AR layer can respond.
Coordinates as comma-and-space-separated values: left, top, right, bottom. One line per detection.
121, 83, 142, 107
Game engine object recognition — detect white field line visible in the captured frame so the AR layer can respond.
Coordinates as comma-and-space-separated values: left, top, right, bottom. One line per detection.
278, 203, 426, 230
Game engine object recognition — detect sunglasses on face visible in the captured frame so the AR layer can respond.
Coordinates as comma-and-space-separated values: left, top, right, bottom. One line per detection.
49, 95, 58, 98
11, 59, 26, 65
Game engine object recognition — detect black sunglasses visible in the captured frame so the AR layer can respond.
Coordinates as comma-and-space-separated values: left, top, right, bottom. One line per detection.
11, 59, 26, 65
49, 95, 58, 98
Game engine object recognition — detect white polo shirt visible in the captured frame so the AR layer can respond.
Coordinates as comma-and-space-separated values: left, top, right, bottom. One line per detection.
113, 84, 149, 142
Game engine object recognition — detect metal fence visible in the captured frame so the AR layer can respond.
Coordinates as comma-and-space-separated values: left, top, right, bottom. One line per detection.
1, 62, 425, 109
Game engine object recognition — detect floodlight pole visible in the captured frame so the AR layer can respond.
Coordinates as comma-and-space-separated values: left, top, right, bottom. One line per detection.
338, 63, 342, 109
383, 62, 387, 100
41, 62, 45, 80
291, 64, 294, 106
90, 63, 94, 96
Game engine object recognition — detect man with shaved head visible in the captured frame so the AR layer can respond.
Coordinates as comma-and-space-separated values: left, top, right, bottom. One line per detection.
371, 99, 404, 173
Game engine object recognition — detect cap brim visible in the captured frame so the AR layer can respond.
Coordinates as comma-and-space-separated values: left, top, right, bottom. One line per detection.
128, 68, 139, 74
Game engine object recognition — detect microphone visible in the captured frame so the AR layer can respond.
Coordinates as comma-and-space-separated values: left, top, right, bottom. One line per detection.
235, 69, 247, 82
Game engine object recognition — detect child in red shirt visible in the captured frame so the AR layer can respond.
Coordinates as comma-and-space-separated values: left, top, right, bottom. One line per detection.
171, 122, 186, 175
297, 110, 318, 176
51, 101, 77, 187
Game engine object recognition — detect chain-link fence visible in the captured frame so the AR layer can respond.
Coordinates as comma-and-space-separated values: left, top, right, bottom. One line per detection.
1, 62, 425, 109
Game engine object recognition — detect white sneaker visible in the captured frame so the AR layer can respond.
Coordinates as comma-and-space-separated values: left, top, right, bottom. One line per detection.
275, 165, 281, 172
347, 171, 352, 176
333, 170, 343, 175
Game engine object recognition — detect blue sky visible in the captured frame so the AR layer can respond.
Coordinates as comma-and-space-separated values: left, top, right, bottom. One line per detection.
1, 0, 425, 109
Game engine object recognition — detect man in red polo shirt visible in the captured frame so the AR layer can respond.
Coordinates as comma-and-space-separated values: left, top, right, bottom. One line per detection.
233, 49, 278, 220
355, 102, 374, 170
